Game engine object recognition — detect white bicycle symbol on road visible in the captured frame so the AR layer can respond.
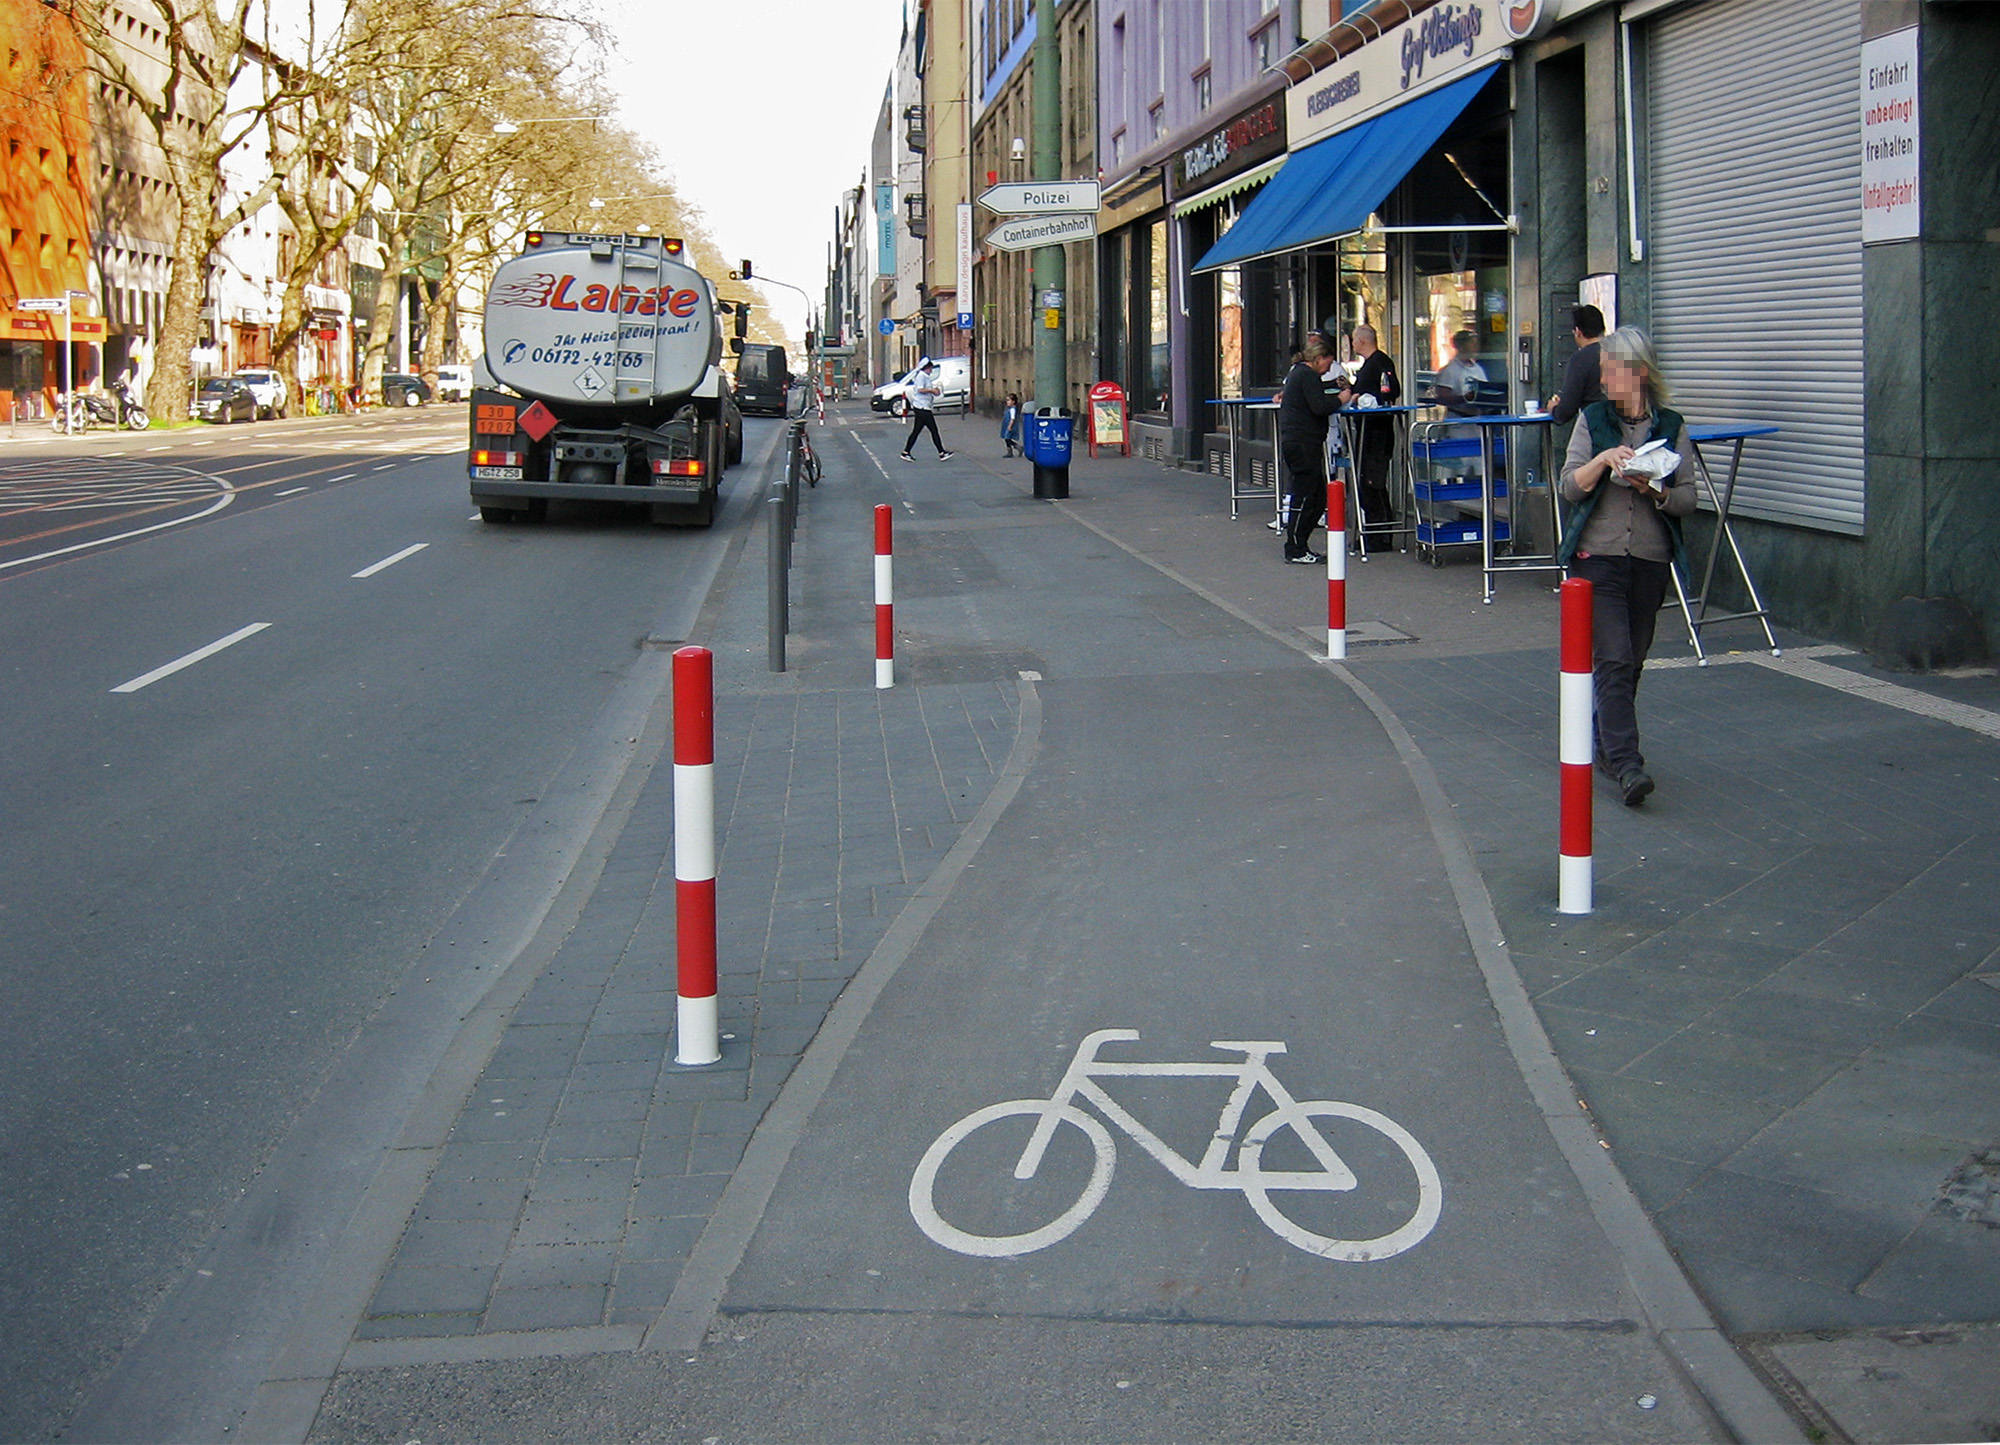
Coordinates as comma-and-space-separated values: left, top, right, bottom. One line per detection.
909, 1029, 1442, 1261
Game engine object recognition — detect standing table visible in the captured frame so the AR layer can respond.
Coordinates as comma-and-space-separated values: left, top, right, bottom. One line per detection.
1334, 404, 1420, 558
1210, 396, 1281, 520
1676, 423, 1783, 662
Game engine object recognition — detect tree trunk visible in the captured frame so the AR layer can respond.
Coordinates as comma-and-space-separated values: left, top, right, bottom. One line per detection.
418, 263, 454, 382
148, 195, 215, 424
270, 276, 310, 417
360, 219, 417, 400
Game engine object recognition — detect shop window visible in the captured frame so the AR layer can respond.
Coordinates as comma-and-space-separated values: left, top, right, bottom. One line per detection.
1146, 217, 1170, 413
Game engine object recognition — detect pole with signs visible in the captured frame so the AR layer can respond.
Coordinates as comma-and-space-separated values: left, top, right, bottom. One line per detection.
1031, 0, 1064, 415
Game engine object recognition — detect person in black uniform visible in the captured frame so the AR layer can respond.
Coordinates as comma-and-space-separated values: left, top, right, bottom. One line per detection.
1548, 304, 1607, 427
1278, 336, 1344, 564
1337, 324, 1401, 524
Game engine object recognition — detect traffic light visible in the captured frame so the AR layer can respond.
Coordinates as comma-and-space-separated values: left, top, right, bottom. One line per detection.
804, 329, 816, 353
733, 304, 749, 339
740, 258, 753, 280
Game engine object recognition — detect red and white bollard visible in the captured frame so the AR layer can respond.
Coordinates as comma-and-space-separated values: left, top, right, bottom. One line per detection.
874, 504, 894, 690
1326, 477, 1348, 659
673, 646, 721, 1065
1558, 578, 1594, 915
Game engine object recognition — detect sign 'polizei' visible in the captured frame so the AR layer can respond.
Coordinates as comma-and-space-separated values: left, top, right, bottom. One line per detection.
1286, 1, 1553, 150
985, 212, 1099, 252
978, 181, 1101, 217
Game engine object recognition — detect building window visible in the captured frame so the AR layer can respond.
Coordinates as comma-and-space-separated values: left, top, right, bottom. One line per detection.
1149, 102, 1164, 139
1194, 69, 1212, 113
1254, 20, 1279, 71
1111, 128, 1126, 167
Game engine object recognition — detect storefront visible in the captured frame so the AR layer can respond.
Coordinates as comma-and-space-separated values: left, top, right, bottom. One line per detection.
1095, 169, 1170, 451
1168, 88, 1288, 462
1, 308, 107, 420
1193, 6, 1540, 436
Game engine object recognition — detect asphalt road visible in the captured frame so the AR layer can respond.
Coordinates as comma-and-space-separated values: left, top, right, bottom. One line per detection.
0, 407, 767, 1440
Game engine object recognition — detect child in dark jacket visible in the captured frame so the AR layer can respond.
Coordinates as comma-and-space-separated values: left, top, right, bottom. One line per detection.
1001, 393, 1022, 456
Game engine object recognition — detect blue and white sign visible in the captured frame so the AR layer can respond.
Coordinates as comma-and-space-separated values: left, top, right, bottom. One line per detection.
878, 317, 895, 336
957, 312, 974, 331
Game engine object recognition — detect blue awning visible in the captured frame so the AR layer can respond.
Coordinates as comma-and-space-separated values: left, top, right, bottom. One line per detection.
1191, 64, 1502, 274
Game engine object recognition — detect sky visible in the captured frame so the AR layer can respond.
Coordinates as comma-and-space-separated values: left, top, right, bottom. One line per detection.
600, 0, 909, 348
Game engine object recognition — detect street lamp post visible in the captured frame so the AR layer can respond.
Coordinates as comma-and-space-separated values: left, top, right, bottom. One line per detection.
1031, 0, 1066, 417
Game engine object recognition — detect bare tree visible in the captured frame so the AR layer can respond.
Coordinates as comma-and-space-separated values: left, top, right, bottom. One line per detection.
70, 0, 356, 421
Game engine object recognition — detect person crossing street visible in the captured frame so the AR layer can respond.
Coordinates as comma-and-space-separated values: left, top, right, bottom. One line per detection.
900, 359, 955, 461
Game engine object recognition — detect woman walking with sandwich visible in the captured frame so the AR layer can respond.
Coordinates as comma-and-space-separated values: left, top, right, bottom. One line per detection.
1557, 328, 1696, 807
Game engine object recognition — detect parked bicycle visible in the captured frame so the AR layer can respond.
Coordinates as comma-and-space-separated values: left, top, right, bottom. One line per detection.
910, 1028, 1442, 1262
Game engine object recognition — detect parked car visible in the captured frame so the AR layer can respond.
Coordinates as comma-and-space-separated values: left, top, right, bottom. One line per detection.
383, 372, 432, 407
871, 356, 971, 417
434, 364, 473, 402
194, 377, 257, 424
720, 371, 745, 465
733, 343, 790, 416
231, 368, 287, 418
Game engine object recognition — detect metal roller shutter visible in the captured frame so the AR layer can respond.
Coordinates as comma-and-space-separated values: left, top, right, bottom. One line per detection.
1648, 0, 1865, 533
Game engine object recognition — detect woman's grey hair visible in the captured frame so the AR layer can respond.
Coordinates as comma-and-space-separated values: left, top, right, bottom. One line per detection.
1295, 335, 1334, 363
1600, 326, 1671, 406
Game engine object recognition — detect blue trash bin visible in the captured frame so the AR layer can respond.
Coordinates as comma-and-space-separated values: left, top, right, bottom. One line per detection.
1030, 408, 1072, 499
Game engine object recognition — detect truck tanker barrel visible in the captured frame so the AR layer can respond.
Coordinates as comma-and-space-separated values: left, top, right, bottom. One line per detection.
467, 231, 730, 526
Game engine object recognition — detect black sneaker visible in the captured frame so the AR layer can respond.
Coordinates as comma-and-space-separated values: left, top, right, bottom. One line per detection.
1285, 551, 1324, 565
938, 450, 955, 460
1620, 769, 1655, 806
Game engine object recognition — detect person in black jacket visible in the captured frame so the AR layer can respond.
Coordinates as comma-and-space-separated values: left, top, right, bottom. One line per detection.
1277, 336, 1344, 564
1337, 324, 1401, 523
1547, 304, 1607, 427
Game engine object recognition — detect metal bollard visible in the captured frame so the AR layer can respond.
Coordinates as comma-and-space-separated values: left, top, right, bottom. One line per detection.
673, 646, 722, 1065
1558, 577, 1594, 914
1326, 478, 1347, 659
767, 495, 787, 672
874, 504, 894, 689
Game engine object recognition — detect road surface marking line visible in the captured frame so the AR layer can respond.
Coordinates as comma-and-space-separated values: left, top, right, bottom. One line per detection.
351, 542, 429, 579
111, 622, 272, 693
146, 445, 171, 452
275, 487, 309, 497
328, 474, 355, 482
372, 463, 397, 471
0, 479, 236, 573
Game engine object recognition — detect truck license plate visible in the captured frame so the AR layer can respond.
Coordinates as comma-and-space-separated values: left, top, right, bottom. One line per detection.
471, 466, 524, 480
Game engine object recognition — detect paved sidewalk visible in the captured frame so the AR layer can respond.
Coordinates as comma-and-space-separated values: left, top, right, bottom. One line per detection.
1022, 423, 2000, 1440
309, 404, 1995, 1444
352, 433, 1020, 1346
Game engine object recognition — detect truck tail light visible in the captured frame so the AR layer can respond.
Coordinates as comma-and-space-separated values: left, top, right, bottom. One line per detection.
651, 458, 705, 477
473, 450, 524, 467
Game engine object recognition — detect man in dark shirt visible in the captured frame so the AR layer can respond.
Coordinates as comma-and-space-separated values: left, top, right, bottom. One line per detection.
1548, 304, 1607, 427
1338, 324, 1401, 523
1278, 338, 1344, 563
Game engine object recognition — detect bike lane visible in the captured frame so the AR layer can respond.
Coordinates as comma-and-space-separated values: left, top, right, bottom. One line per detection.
699, 646, 1724, 1439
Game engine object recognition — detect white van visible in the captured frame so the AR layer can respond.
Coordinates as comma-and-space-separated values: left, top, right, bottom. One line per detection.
871, 356, 971, 417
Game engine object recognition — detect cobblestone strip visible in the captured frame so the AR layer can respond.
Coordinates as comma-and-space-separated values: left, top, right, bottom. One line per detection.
356, 680, 1017, 1342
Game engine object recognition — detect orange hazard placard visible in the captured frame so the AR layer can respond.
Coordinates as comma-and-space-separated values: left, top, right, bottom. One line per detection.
475, 404, 517, 435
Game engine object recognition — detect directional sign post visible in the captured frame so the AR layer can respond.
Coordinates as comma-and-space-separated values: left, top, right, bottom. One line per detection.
977, 180, 1101, 217
21, 297, 73, 432
985, 212, 1100, 253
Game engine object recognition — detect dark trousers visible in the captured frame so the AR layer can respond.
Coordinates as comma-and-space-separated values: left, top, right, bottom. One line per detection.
1280, 439, 1327, 559
1356, 420, 1397, 524
904, 408, 944, 456
1570, 552, 1672, 777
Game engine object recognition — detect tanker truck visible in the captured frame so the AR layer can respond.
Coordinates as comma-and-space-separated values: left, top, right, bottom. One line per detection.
468, 231, 728, 525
